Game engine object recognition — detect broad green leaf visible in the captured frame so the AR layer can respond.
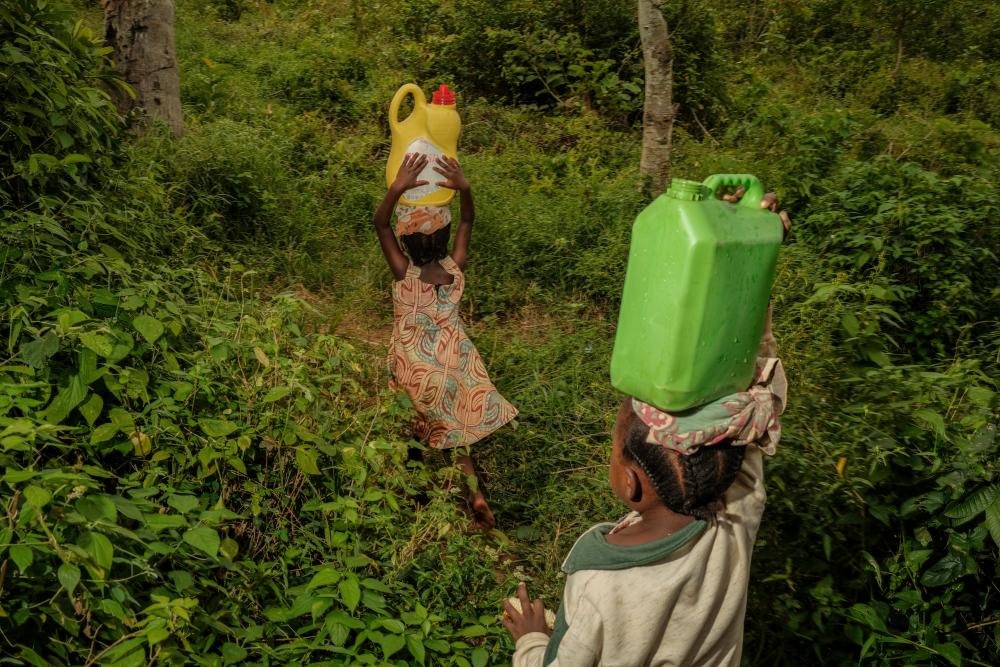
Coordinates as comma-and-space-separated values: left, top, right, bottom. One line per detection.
362, 577, 392, 593
99, 636, 145, 667
10, 646, 48, 667
79, 331, 114, 357
109, 496, 144, 521
406, 634, 426, 665
79, 531, 114, 574
169, 570, 194, 592
913, 408, 947, 438
23, 485, 51, 508
199, 418, 238, 438
77, 495, 117, 522
58, 563, 81, 593
20, 332, 59, 368
146, 623, 169, 646
143, 513, 188, 531
295, 446, 320, 475
866, 349, 892, 368
379, 633, 406, 659
459, 624, 488, 638
944, 485, 999, 521
307, 567, 342, 590
984, 497, 1000, 547
42, 374, 87, 424
381, 619, 405, 634
109, 407, 136, 432
221, 643, 247, 665
327, 621, 349, 646
167, 495, 199, 514
339, 575, 361, 611
847, 603, 887, 632
424, 638, 450, 653
921, 554, 963, 587
220, 537, 239, 560
132, 314, 164, 343
9, 544, 33, 572
183, 526, 220, 557
840, 313, 859, 336
4, 470, 36, 483
90, 422, 119, 444
325, 609, 365, 630
263, 386, 291, 402
935, 642, 963, 667
78, 348, 103, 385
79, 393, 103, 426
106, 330, 135, 364
471, 647, 489, 667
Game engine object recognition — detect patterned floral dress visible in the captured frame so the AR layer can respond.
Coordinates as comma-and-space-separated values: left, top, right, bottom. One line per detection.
388, 256, 518, 449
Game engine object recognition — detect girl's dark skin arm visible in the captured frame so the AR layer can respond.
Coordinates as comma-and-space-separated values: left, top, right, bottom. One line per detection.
433, 156, 474, 270
374, 153, 428, 280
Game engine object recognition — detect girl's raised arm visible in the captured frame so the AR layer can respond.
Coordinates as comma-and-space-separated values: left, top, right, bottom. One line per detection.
374, 153, 428, 280
434, 157, 474, 270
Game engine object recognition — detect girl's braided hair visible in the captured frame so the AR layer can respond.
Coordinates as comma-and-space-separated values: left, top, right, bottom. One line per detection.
618, 398, 745, 521
400, 225, 451, 266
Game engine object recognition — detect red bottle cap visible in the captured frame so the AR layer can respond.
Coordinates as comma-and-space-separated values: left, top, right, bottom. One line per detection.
431, 84, 456, 106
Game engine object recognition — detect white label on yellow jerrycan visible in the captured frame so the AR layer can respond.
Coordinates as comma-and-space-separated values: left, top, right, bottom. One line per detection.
400, 138, 445, 202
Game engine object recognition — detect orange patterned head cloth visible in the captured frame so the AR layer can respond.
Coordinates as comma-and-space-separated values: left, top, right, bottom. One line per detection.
395, 204, 452, 237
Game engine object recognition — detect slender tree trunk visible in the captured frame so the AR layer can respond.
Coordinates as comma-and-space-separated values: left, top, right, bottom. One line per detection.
638, 0, 675, 197
891, 12, 909, 81
104, 0, 183, 136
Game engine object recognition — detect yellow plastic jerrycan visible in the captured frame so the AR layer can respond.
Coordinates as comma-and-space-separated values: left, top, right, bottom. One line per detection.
385, 83, 461, 207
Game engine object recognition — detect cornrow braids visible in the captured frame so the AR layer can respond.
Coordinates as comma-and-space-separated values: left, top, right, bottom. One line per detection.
400, 224, 451, 266
620, 398, 746, 521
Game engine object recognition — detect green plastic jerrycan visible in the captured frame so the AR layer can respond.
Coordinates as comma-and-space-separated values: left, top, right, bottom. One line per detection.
610, 174, 784, 411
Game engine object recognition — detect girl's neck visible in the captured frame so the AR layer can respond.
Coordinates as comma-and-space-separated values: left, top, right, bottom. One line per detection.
606, 505, 696, 546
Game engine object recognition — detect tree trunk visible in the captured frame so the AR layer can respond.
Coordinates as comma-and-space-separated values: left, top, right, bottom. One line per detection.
104, 0, 183, 136
638, 0, 675, 197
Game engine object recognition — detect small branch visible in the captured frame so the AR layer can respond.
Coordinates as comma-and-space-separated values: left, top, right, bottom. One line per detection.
691, 109, 719, 146
963, 618, 1000, 632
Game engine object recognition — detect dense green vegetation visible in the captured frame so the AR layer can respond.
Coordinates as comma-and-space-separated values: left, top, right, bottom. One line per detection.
1, 0, 998, 664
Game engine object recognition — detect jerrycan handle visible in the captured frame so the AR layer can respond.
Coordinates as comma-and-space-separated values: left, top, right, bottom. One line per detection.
702, 174, 765, 209
389, 84, 427, 132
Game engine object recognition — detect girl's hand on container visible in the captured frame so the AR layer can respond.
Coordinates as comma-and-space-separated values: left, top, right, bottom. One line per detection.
502, 582, 552, 640
724, 186, 791, 239
433, 156, 470, 192
760, 192, 792, 239
393, 153, 429, 192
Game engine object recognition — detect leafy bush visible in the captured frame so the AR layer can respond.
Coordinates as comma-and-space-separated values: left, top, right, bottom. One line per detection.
386, 0, 726, 127
1, 3, 514, 663
799, 157, 1000, 361
0, 0, 121, 209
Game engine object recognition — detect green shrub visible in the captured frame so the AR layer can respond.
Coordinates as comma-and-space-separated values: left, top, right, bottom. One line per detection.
799, 157, 1000, 361
0, 0, 122, 209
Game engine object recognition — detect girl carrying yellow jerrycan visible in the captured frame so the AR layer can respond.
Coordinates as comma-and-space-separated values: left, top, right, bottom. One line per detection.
385, 83, 461, 207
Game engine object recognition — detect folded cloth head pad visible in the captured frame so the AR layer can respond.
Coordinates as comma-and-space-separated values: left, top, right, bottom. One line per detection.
395, 204, 452, 237
632, 357, 787, 456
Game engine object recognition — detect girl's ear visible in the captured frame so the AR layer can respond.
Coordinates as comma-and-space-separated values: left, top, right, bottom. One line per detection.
627, 468, 643, 503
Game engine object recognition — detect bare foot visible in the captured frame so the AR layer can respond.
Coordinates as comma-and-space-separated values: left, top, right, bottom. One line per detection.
469, 492, 496, 531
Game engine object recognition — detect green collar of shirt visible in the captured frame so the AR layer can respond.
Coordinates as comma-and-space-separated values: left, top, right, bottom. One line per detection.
561, 518, 707, 575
